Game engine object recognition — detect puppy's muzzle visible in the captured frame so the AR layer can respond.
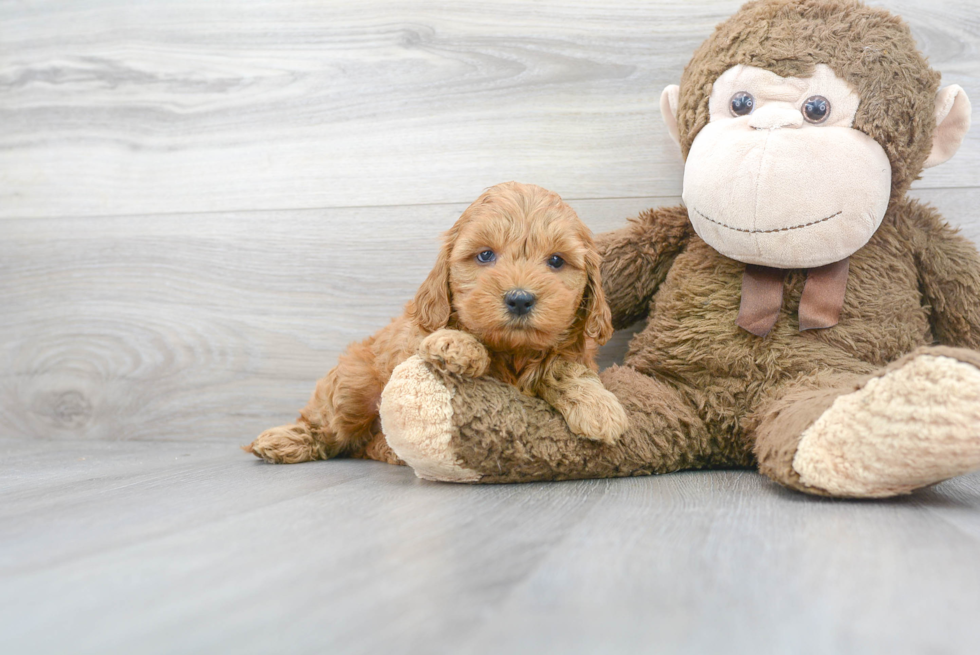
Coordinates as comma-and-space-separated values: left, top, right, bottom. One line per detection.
504, 289, 536, 317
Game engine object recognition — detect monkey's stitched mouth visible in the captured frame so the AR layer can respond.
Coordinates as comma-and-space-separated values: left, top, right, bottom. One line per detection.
693, 207, 843, 234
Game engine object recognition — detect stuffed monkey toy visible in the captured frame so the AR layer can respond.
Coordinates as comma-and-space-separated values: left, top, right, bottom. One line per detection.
378, 0, 980, 497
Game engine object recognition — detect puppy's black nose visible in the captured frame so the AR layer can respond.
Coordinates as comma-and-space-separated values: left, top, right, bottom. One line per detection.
504, 289, 536, 316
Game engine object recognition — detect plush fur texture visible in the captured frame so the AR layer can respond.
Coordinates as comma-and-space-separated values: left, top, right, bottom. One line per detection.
246, 182, 625, 464
379, 0, 980, 497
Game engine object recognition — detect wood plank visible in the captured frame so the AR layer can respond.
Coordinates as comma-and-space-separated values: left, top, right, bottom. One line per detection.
0, 439, 611, 654
1, 0, 977, 219
2, 438, 980, 654
457, 472, 980, 655
0, 439, 369, 573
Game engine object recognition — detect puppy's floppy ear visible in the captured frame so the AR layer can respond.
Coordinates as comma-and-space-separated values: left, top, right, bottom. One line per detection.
579, 248, 614, 345
408, 229, 454, 332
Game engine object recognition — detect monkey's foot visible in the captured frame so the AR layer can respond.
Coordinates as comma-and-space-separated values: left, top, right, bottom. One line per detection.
792, 349, 980, 497
378, 356, 481, 482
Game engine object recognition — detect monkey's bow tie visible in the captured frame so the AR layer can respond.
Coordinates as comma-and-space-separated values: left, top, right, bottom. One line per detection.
736, 259, 850, 337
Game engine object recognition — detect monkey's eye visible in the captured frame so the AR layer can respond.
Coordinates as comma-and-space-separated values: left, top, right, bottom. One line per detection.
547, 254, 565, 270
476, 249, 496, 264
802, 95, 830, 123
730, 92, 755, 116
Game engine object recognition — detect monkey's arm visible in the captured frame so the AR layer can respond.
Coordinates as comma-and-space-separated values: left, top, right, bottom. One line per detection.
596, 205, 694, 329
909, 201, 980, 349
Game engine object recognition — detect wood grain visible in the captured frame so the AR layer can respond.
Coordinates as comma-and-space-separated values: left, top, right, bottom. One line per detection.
1, 0, 977, 219
2, 438, 980, 654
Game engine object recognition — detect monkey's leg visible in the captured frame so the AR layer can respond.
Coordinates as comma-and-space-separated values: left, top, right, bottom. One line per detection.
751, 346, 980, 497
379, 356, 744, 483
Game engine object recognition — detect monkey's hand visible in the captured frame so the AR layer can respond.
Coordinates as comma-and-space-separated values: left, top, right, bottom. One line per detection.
418, 329, 490, 378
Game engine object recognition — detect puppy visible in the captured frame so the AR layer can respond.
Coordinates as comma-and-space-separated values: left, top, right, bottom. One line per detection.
245, 181, 628, 465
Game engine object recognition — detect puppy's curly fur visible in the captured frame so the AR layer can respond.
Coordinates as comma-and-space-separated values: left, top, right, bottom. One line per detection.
245, 182, 628, 465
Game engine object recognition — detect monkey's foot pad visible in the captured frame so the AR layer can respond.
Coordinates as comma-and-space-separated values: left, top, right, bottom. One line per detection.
380, 356, 480, 483
794, 353, 980, 497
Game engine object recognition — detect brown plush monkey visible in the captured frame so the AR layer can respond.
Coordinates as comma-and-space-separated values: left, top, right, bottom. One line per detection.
378, 0, 980, 497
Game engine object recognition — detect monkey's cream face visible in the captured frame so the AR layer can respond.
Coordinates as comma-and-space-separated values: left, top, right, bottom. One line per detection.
682, 64, 892, 269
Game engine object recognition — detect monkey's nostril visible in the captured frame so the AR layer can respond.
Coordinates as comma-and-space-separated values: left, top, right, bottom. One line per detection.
504, 289, 536, 316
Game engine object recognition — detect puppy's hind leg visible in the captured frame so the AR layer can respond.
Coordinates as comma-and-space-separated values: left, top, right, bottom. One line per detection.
246, 340, 385, 464
244, 421, 327, 464
245, 372, 345, 464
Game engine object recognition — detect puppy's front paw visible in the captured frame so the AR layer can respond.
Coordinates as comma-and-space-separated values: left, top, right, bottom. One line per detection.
418, 329, 490, 378
563, 386, 629, 445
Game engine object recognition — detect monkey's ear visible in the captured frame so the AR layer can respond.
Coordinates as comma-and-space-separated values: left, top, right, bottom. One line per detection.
660, 84, 681, 147
924, 85, 971, 169
407, 237, 453, 332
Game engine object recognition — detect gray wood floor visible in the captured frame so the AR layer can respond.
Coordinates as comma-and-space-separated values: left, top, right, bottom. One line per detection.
2, 1, 980, 653
4, 439, 980, 655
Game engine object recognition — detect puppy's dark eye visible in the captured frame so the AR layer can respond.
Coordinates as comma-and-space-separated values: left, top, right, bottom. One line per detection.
476, 249, 496, 264
730, 92, 754, 116
802, 95, 830, 123
547, 254, 565, 270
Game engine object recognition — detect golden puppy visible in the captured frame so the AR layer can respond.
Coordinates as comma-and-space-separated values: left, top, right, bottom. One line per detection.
245, 181, 628, 465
